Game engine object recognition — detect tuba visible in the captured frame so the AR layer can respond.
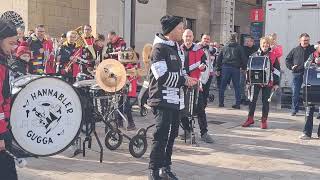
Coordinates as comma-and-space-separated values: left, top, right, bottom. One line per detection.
74, 26, 86, 48
75, 26, 96, 60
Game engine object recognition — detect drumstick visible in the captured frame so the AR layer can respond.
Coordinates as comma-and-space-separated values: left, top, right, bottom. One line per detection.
268, 91, 275, 102
247, 88, 251, 102
2, 150, 27, 168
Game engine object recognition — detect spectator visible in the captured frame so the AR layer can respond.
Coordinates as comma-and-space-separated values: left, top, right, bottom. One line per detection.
217, 32, 246, 109
285, 33, 315, 116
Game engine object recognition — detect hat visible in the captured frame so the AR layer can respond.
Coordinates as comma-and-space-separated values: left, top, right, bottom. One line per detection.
160, 15, 182, 35
16, 41, 31, 57
0, 19, 17, 40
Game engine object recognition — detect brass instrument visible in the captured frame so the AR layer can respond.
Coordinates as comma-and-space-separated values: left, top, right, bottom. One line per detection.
75, 26, 97, 59
64, 26, 91, 73
74, 26, 86, 48
125, 43, 153, 77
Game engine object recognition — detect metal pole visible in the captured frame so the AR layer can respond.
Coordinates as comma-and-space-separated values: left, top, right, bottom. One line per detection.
130, 0, 136, 48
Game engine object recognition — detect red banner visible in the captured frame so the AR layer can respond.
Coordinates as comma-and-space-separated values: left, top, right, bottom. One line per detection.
250, 8, 264, 22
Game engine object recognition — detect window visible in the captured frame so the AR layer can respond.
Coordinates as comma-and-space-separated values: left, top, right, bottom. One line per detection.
186, 18, 196, 34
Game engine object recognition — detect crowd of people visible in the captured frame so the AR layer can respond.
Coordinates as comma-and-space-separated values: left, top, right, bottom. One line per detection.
0, 14, 320, 180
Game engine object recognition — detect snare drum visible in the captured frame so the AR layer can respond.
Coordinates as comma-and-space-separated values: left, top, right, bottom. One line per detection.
11, 74, 42, 95
10, 77, 83, 156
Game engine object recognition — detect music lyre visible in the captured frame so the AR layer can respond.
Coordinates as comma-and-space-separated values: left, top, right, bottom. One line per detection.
23, 100, 29, 108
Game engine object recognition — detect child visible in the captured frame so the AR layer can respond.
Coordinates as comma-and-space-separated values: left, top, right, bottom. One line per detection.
11, 41, 31, 77
242, 37, 281, 129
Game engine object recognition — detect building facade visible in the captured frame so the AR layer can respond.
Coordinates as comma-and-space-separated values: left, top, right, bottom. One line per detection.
0, 0, 260, 52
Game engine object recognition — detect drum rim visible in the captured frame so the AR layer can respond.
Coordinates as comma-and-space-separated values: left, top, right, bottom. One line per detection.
10, 76, 84, 157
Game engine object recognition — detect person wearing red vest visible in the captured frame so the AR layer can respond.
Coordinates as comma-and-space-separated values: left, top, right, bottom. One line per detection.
73, 25, 96, 79
180, 29, 214, 143
15, 26, 27, 52
56, 31, 80, 83
107, 31, 126, 53
0, 19, 18, 180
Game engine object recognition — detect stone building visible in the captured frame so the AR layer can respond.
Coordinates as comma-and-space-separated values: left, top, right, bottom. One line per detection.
0, 0, 260, 52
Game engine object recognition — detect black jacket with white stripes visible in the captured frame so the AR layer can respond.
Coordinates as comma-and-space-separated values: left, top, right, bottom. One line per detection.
147, 33, 186, 110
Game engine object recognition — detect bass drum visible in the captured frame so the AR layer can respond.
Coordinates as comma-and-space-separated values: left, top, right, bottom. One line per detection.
10, 77, 83, 156
11, 74, 42, 95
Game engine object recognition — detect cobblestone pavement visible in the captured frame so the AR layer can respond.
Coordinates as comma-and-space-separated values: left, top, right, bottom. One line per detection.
17, 92, 320, 180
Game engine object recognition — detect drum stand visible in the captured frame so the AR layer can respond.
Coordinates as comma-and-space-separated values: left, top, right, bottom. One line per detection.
82, 120, 104, 163
184, 85, 199, 147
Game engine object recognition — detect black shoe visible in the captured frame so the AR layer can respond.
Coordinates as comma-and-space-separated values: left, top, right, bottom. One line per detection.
160, 166, 178, 180
149, 169, 162, 180
291, 112, 296, 116
219, 104, 224, 107
232, 105, 240, 109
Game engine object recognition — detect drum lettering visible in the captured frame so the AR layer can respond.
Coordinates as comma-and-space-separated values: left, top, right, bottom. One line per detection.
26, 130, 54, 144
37, 136, 42, 143
27, 130, 33, 137
53, 91, 58, 98
65, 102, 71, 108
58, 93, 64, 101
48, 89, 54, 96
37, 90, 43, 97
31, 133, 37, 140
67, 108, 73, 113
31, 93, 37, 101
62, 98, 67, 105
42, 89, 48, 96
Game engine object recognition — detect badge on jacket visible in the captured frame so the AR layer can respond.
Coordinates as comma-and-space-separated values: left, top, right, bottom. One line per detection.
170, 55, 177, 61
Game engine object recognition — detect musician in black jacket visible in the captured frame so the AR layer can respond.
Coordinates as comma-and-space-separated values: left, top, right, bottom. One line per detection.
242, 37, 280, 129
300, 43, 320, 140
148, 15, 197, 180
56, 31, 78, 83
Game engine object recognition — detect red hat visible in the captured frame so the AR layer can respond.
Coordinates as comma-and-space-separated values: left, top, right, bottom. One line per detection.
16, 41, 31, 57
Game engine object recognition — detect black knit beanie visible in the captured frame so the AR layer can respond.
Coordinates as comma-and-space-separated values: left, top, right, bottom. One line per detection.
160, 15, 182, 35
0, 19, 17, 40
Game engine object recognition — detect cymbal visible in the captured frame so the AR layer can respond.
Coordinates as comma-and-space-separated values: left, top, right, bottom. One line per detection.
95, 59, 127, 92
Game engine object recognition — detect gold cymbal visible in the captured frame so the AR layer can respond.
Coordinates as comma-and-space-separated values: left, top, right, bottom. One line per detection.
95, 59, 127, 92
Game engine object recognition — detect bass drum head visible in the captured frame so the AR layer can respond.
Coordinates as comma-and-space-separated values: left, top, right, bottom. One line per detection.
10, 77, 82, 156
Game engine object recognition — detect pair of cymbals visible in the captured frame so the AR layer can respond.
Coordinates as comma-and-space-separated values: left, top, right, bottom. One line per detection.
95, 59, 127, 92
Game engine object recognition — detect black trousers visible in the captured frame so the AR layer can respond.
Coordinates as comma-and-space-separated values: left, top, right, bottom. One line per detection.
303, 105, 320, 137
248, 85, 271, 118
202, 76, 213, 108
181, 91, 208, 136
149, 107, 180, 170
0, 132, 18, 180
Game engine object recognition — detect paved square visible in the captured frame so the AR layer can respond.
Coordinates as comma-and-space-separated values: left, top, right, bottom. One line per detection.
17, 98, 320, 180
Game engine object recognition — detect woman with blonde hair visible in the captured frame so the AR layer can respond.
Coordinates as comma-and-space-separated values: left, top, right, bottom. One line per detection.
242, 37, 281, 129
268, 33, 283, 64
